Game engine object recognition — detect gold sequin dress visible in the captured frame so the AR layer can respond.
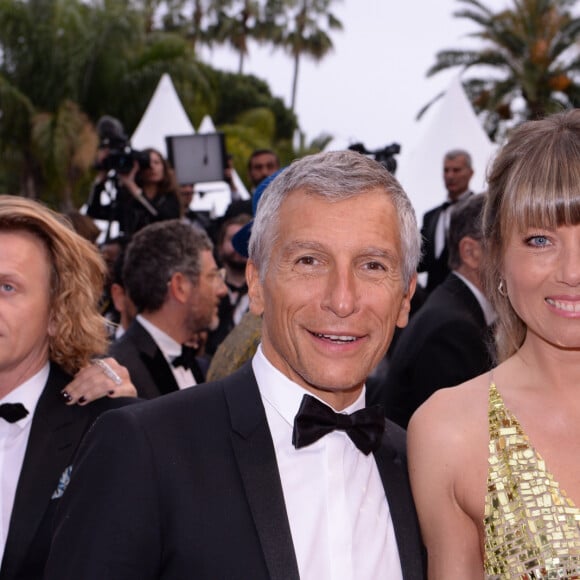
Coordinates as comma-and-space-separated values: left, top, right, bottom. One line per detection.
484, 383, 580, 579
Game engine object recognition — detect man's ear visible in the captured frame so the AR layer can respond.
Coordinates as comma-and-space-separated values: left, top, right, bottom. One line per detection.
246, 259, 265, 316
167, 271, 191, 305
396, 273, 417, 329
459, 236, 482, 270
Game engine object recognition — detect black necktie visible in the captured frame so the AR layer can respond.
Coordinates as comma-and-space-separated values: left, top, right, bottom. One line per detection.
0, 402, 29, 423
172, 346, 205, 384
292, 394, 385, 455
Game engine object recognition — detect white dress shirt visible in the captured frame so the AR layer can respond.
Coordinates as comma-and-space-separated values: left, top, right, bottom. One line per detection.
0, 363, 49, 566
137, 315, 196, 390
434, 189, 472, 258
252, 346, 402, 580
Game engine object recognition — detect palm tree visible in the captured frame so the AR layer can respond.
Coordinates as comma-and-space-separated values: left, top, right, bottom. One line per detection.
0, 0, 300, 204
425, 0, 580, 141
205, 0, 261, 74
159, 0, 208, 53
0, 0, 212, 205
265, 0, 342, 112
31, 101, 98, 210
0, 0, 100, 202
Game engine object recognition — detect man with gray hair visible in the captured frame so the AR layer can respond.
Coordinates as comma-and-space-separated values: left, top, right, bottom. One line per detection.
418, 148, 475, 292
46, 151, 426, 579
108, 220, 227, 398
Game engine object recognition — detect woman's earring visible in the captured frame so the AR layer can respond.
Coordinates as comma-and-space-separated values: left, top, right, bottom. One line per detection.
498, 279, 508, 297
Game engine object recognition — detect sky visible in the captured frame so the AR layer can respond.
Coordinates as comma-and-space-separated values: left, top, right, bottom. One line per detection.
200, 0, 509, 153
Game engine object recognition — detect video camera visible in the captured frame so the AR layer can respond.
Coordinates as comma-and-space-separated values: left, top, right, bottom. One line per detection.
348, 142, 401, 174
95, 115, 150, 175
97, 145, 150, 175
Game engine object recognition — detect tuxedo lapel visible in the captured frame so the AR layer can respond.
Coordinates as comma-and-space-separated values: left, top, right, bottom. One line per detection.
1, 365, 87, 579
224, 365, 300, 580
142, 349, 179, 396
129, 321, 179, 396
424, 206, 443, 246
374, 425, 426, 580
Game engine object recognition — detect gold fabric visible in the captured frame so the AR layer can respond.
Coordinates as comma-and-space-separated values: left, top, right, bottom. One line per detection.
484, 383, 580, 579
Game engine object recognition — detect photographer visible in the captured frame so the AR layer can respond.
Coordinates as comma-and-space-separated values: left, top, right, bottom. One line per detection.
86, 117, 181, 239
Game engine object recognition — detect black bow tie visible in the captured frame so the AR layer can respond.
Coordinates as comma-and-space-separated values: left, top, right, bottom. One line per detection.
0, 402, 29, 423
172, 346, 205, 384
292, 394, 385, 455
172, 346, 197, 370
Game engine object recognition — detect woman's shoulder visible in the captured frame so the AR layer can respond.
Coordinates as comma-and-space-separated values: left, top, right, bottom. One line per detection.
408, 371, 492, 461
413, 372, 491, 427
408, 372, 492, 526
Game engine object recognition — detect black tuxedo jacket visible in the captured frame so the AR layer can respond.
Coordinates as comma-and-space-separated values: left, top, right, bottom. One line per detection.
380, 273, 495, 428
110, 319, 204, 399
46, 363, 426, 579
0, 363, 136, 580
418, 194, 473, 293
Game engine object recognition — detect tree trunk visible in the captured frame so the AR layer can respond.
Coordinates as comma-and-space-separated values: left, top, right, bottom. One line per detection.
291, 51, 300, 112
238, 50, 245, 74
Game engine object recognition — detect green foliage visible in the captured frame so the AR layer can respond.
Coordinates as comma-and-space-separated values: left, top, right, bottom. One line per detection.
0, 0, 333, 206
207, 68, 297, 140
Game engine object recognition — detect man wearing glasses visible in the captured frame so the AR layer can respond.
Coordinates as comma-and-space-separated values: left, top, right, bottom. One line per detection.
109, 220, 227, 398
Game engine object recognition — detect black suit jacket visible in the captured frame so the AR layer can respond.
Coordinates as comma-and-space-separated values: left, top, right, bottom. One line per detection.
46, 363, 426, 579
379, 273, 495, 428
418, 194, 473, 293
0, 363, 136, 580
110, 319, 204, 399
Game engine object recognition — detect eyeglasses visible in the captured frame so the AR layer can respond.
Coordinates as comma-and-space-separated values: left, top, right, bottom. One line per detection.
209, 268, 226, 284
167, 268, 226, 287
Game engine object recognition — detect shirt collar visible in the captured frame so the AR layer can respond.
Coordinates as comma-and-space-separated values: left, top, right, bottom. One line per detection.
252, 344, 366, 429
137, 314, 182, 360
0, 363, 50, 428
448, 189, 472, 203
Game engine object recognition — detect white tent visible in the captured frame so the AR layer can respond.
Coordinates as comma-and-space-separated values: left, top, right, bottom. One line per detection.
131, 73, 195, 157
395, 75, 498, 225
197, 114, 217, 134
131, 75, 249, 217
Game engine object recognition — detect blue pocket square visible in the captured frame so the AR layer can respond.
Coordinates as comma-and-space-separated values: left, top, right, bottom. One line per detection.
51, 465, 72, 499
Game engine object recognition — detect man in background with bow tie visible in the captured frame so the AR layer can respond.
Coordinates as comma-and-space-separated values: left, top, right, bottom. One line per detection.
46, 150, 426, 579
0, 196, 137, 580
108, 220, 228, 398
418, 149, 475, 293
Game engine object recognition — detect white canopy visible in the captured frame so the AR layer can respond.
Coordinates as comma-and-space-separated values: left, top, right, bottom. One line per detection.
131, 73, 195, 157
396, 75, 499, 224
131, 75, 249, 217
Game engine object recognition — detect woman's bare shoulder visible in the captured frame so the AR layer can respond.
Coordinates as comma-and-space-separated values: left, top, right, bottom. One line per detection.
410, 372, 491, 432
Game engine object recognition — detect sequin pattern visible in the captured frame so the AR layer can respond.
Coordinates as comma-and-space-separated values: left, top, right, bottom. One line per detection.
484, 383, 580, 579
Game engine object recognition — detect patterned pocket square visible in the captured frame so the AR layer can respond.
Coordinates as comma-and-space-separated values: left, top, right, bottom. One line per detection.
51, 465, 72, 499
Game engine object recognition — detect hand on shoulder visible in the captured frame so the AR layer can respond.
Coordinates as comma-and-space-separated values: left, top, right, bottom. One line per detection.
61, 358, 137, 405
